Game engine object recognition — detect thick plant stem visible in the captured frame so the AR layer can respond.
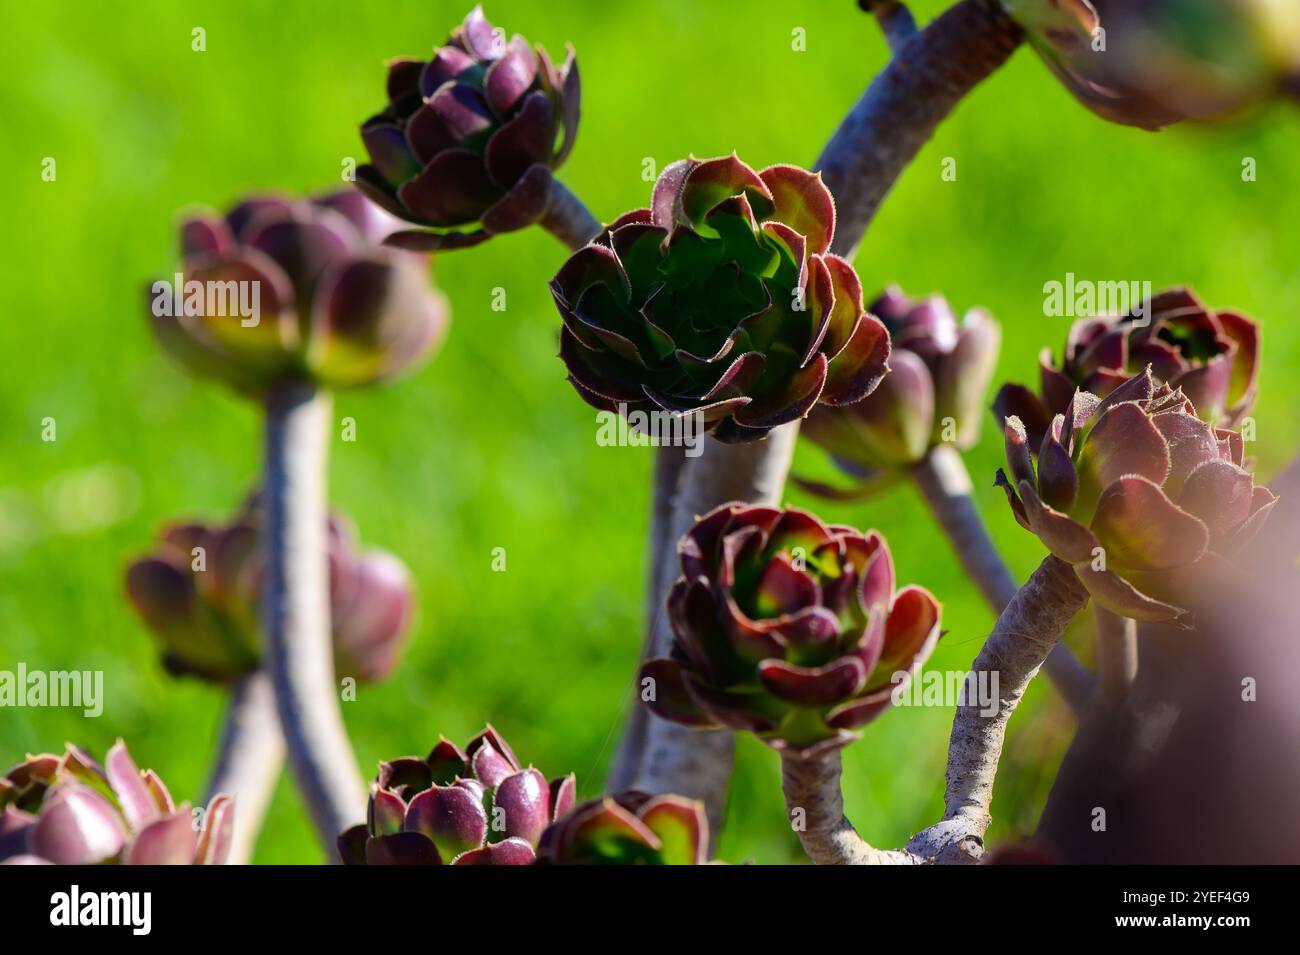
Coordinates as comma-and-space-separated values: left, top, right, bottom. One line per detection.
607, 445, 688, 792
907, 555, 1090, 863
863, 1, 919, 53
624, 424, 799, 833
203, 671, 285, 865
262, 382, 365, 861
912, 445, 1095, 713
1095, 608, 1137, 704
539, 178, 603, 250
781, 750, 914, 864
816, 0, 1023, 259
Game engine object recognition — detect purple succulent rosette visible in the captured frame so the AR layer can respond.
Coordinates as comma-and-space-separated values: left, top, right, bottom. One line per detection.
552, 155, 891, 443
801, 286, 999, 494
0, 741, 233, 865
355, 4, 580, 250
537, 791, 710, 865
152, 190, 447, 394
1006, 0, 1300, 130
337, 725, 576, 865
997, 368, 1278, 623
994, 287, 1259, 449
641, 504, 942, 756
126, 494, 414, 685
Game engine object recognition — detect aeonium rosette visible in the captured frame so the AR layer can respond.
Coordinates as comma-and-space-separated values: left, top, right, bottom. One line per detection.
356, 5, 580, 250
151, 190, 447, 394
801, 286, 1000, 495
552, 155, 890, 443
640, 504, 942, 755
126, 494, 414, 685
994, 287, 1259, 448
537, 791, 712, 865
997, 368, 1277, 623
338, 725, 575, 865
0, 741, 233, 865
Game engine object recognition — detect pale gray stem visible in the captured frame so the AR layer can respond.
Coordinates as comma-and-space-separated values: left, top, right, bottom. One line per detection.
781, 749, 916, 864
539, 178, 603, 250
608, 446, 688, 792
1095, 607, 1138, 704
203, 670, 284, 865
816, 0, 1023, 259
262, 382, 366, 861
906, 555, 1090, 863
624, 423, 799, 832
911, 444, 1095, 713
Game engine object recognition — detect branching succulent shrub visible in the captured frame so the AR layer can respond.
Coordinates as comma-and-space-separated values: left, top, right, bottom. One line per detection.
356, 4, 580, 250
0, 742, 232, 865
125, 495, 414, 684
801, 287, 999, 490
997, 369, 1277, 623
641, 504, 941, 754
552, 155, 890, 442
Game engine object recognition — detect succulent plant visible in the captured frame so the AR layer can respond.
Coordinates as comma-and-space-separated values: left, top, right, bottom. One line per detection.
552, 155, 890, 443
337, 725, 575, 864
801, 286, 1000, 493
537, 791, 710, 865
0, 741, 233, 865
1005, 0, 1300, 130
355, 4, 580, 250
151, 190, 447, 394
994, 288, 1259, 449
997, 369, 1277, 623
126, 494, 414, 684
640, 504, 942, 755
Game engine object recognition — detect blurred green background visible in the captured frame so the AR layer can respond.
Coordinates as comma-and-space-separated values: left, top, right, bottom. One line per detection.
1, 0, 1296, 863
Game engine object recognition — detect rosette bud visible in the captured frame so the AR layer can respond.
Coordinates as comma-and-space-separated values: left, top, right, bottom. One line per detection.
0, 741, 233, 865
552, 155, 890, 443
801, 286, 999, 493
337, 725, 576, 865
640, 504, 942, 756
151, 190, 446, 394
537, 791, 711, 865
355, 5, 580, 250
996, 369, 1277, 623
126, 495, 414, 684
993, 288, 1259, 449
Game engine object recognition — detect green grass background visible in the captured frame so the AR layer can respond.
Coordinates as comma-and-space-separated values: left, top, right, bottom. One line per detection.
1, 0, 1296, 863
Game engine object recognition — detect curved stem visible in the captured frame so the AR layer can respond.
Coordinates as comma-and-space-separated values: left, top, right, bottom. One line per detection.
817, 0, 1023, 259
781, 749, 914, 864
624, 423, 799, 834
912, 445, 1095, 713
203, 671, 284, 865
262, 382, 365, 861
862, 1, 919, 53
1094, 607, 1137, 704
539, 178, 603, 250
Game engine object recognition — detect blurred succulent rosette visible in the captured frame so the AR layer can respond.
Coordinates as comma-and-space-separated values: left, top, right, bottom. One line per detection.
801, 286, 999, 494
994, 288, 1259, 448
552, 155, 890, 442
338, 725, 575, 865
126, 494, 414, 684
150, 190, 447, 394
1005, 0, 1300, 130
537, 791, 711, 865
0, 741, 233, 865
355, 4, 579, 250
641, 504, 942, 755
997, 369, 1277, 623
